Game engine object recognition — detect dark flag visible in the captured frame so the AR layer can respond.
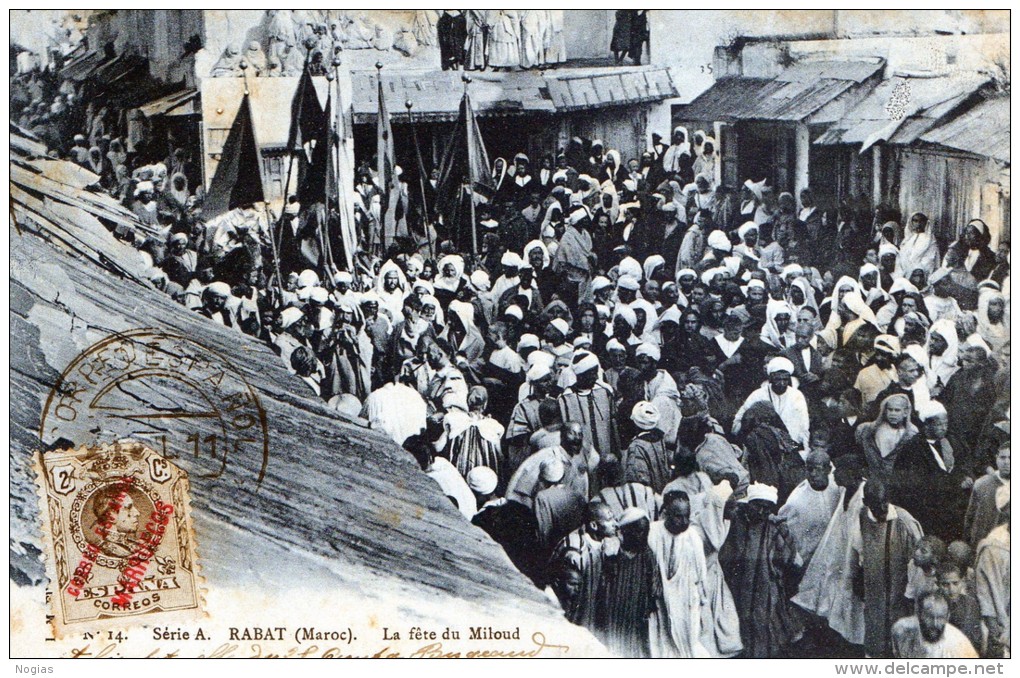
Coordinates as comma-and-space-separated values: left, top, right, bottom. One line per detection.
297, 92, 333, 207
204, 94, 266, 219
376, 70, 401, 249
433, 90, 492, 252
288, 64, 326, 159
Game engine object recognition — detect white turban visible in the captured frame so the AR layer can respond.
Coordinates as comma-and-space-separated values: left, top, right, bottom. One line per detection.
618, 257, 643, 280
766, 356, 795, 375
518, 334, 540, 351
573, 335, 593, 349
737, 221, 758, 240
279, 307, 304, 328
782, 263, 804, 278
470, 270, 491, 291
874, 334, 901, 356
701, 267, 726, 286
707, 230, 732, 252
568, 206, 590, 225
540, 457, 566, 483
606, 338, 626, 353
504, 305, 524, 320
205, 281, 231, 297
549, 318, 570, 337
298, 269, 320, 288
635, 342, 661, 362
879, 241, 899, 258
859, 263, 880, 277
676, 268, 697, 281
917, 401, 947, 422
631, 401, 660, 430
613, 305, 637, 328
741, 482, 779, 505
526, 361, 552, 383
501, 251, 523, 268
592, 276, 613, 293
618, 507, 649, 526
309, 286, 329, 303
617, 275, 640, 291
466, 466, 498, 495
528, 350, 556, 370
572, 351, 600, 374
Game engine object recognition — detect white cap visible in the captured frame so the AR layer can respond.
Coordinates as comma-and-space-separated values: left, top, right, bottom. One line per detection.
740, 482, 779, 505
766, 356, 795, 375
467, 466, 498, 495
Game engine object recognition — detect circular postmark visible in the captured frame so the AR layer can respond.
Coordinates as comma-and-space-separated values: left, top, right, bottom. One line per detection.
40, 329, 270, 485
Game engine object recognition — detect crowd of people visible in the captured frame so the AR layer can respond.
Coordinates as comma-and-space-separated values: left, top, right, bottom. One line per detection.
14, 71, 1011, 659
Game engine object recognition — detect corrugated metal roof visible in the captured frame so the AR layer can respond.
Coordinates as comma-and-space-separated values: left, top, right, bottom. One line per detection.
920, 97, 1010, 163
136, 88, 199, 118
351, 66, 678, 123
814, 73, 989, 146
679, 59, 883, 123
60, 48, 108, 82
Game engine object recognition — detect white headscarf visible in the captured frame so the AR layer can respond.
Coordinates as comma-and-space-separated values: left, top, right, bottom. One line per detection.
761, 298, 796, 349
523, 239, 551, 269
434, 254, 465, 293
898, 212, 940, 280
976, 288, 1010, 352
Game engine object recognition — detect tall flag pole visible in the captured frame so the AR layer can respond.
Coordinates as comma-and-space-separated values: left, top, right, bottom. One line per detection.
463, 75, 478, 255
331, 54, 356, 273
376, 62, 399, 252
405, 99, 435, 259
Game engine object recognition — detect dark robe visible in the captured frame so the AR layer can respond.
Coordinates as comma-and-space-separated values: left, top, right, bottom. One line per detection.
942, 364, 998, 477
622, 429, 671, 493
550, 529, 605, 629
890, 434, 968, 542
436, 12, 467, 70
472, 500, 546, 588
709, 335, 768, 406
944, 241, 996, 281
741, 406, 806, 505
559, 385, 619, 463
718, 504, 803, 657
594, 545, 656, 657
853, 506, 922, 658
503, 395, 548, 475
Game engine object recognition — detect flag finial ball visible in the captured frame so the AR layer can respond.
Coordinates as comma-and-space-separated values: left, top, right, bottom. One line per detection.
239, 60, 248, 71
405, 100, 413, 110
462, 75, 472, 84
376, 61, 384, 71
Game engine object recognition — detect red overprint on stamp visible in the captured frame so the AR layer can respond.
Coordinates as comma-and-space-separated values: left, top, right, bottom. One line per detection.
111, 499, 174, 607
66, 476, 135, 599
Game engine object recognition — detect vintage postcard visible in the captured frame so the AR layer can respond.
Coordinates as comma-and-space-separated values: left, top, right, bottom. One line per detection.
8, 7, 1011, 666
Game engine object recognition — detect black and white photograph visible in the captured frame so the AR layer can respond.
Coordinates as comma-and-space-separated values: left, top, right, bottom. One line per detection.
8, 7, 1011, 665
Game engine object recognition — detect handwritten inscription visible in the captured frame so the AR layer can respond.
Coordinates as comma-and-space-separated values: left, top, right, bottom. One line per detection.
64, 631, 570, 659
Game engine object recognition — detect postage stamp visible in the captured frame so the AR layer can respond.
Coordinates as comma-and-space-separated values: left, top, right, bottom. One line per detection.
35, 440, 203, 637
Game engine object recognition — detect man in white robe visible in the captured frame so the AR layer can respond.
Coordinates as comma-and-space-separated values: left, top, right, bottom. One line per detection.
360, 377, 428, 446
778, 450, 841, 566
648, 490, 711, 658
732, 357, 810, 451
